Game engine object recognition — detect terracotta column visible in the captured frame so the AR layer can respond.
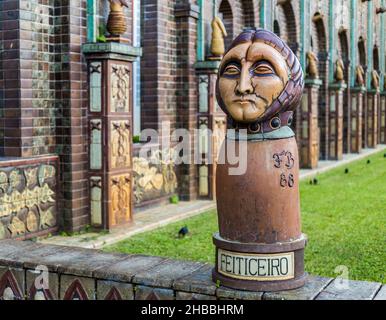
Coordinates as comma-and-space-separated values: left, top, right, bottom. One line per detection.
380, 92, 386, 144
328, 83, 346, 160
362, 91, 369, 149
297, 79, 322, 169
350, 86, 365, 153
366, 90, 380, 148
212, 29, 306, 291
83, 43, 141, 230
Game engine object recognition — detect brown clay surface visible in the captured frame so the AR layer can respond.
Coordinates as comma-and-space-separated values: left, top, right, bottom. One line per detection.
216, 137, 301, 243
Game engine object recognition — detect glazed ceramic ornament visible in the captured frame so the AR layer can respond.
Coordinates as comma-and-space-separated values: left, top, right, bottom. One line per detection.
210, 16, 228, 59
212, 28, 307, 291
107, 0, 129, 37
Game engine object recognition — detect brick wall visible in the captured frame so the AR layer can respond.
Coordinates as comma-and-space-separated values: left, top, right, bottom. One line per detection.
275, 0, 299, 54
140, 0, 178, 131
0, 0, 89, 232
0, 0, 20, 157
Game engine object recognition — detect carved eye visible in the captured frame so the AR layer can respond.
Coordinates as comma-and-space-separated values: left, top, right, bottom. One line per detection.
252, 62, 275, 76
223, 64, 240, 76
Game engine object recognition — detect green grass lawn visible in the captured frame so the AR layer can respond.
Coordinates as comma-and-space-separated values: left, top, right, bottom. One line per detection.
105, 151, 386, 283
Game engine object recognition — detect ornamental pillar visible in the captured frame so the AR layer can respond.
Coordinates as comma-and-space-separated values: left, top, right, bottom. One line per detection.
380, 91, 386, 144
350, 86, 366, 153
328, 83, 346, 160
195, 61, 226, 199
366, 90, 380, 148
83, 43, 141, 230
297, 79, 322, 169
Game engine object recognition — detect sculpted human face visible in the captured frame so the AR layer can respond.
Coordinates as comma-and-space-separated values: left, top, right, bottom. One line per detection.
219, 42, 289, 123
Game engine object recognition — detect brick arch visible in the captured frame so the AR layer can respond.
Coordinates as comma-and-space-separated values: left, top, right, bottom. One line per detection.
217, 0, 258, 51
276, 0, 299, 54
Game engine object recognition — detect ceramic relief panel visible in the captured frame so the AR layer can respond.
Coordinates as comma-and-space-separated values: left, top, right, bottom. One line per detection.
110, 174, 132, 226
132, 148, 178, 205
111, 64, 130, 113
111, 121, 131, 169
0, 163, 57, 239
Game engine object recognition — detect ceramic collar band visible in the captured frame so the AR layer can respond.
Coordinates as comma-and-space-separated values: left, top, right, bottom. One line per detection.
230, 111, 294, 135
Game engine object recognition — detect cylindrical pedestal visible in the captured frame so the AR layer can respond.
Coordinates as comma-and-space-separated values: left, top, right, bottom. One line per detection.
213, 136, 307, 291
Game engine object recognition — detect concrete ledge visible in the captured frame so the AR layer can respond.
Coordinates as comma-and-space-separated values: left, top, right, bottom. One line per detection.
0, 240, 383, 300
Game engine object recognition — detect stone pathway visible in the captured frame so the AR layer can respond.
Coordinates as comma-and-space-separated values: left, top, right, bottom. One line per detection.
39, 145, 386, 249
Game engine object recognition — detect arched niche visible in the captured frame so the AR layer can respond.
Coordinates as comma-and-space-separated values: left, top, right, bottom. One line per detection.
218, 0, 234, 51
273, 19, 281, 37
241, 0, 255, 28
358, 37, 367, 70
276, 0, 299, 54
338, 28, 351, 154
338, 29, 350, 83
373, 45, 380, 72
312, 12, 329, 160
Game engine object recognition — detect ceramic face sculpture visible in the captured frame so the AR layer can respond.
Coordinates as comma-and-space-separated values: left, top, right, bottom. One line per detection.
213, 29, 307, 292
216, 29, 304, 134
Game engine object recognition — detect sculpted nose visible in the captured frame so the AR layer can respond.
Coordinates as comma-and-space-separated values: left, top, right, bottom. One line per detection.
236, 67, 253, 95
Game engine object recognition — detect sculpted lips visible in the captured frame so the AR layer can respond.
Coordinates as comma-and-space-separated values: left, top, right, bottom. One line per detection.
234, 99, 255, 105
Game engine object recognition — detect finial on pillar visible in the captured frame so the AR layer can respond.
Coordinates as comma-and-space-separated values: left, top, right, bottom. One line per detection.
106, 0, 130, 43
209, 16, 227, 60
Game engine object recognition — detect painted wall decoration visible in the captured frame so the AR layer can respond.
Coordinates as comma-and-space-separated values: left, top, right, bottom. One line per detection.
111, 120, 131, 169
0, 270, 23, 300
133, 148, 178, 205
0, 161, 57, 240
111, 64, 130, 113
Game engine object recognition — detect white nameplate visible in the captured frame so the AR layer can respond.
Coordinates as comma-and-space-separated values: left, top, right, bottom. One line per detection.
217, 249, 295, 281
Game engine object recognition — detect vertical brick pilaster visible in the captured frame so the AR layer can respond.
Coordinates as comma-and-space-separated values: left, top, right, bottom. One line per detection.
55, 0, 89, 231
0, 0, 20, 157
175, 1, 198, 201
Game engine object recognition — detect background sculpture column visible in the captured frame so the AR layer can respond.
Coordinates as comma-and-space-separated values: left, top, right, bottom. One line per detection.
350, 87, 365, 153
381, 87, 386, 144
195, 15, 227, 199
212, 29, 306, 291
328, 83, 346, 160
300, 79, 321, 169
